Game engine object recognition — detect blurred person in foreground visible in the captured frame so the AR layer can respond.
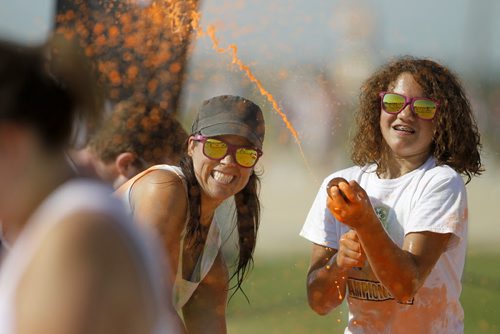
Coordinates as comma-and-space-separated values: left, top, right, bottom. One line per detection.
0, 37, 179, 334
116, 95, 266, 333
71, 99, 188, 189
301, 56, 483, 333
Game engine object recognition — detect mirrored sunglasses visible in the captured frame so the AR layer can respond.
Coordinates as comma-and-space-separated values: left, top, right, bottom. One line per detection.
380, 92, 439, 120
193, 134, 263, 168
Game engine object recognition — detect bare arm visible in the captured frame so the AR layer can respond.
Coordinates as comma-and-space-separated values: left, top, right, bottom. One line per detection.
306, 229, 366, 315
129, 170, 188, 332
182, 251, 229, 334
130, 170, 230, 332
328, 181, 451, 302
16, 212, 160, 334
129, 170, 187, 289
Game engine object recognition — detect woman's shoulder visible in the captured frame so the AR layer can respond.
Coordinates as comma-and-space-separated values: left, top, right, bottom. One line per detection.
117, 165, 186, 196
133, 164, 185, 183
132, 167, 186, 198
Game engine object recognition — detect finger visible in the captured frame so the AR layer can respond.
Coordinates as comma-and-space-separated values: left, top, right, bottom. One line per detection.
348, 181, 369, 202
344, 231, 366, 258
326, 189, 348, 219
329, 186, 346, 203
345, 229, 358, 240
337, 249, 365, 268
340, 233, 363, 250
327, 184, 348, 203
340, 238, 363, 254
337, 181, 357, 203
326, 177, 349, 201
326, 177, 348, 191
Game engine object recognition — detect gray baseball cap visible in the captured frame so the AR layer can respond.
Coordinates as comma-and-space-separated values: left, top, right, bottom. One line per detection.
191, 95, 265, 149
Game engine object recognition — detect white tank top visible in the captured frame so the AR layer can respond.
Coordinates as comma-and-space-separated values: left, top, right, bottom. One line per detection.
0, 179, 176, 334
118, 165, 222, 314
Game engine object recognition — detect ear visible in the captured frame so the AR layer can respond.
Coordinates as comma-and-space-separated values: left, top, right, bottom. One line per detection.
115, 152, 140, 179
187, 136, 196, 157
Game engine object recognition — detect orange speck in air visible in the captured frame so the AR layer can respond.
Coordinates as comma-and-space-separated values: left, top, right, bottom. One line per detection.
334, 280, 343, 300
108, 25, 120, 39
65, 10, 75, 21
127, 65, 139, 81
93, 22, 105, 35
169, 62, 182, 74
109, 70, 122, 86
200, 23, 315, 180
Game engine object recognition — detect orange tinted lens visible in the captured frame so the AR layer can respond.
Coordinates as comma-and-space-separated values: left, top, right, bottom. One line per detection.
204, 139, 227, 159
235, 148, 258, 167
413, 99, 437, 120
382, 93, 406, 113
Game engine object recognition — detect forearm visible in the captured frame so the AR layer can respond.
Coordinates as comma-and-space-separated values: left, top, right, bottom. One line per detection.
182, 260, 228, 334
183, 301, 226, 334
307, 254, 348, 315
356, 219, 419, 302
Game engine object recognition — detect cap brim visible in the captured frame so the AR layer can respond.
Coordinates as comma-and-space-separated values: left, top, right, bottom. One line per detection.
199, 122, 262, 149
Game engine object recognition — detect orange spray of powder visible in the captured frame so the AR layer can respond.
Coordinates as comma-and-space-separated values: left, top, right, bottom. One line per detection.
189, 15, 316, 180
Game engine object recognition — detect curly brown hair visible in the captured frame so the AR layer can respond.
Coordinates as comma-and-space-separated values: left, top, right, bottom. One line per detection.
89, 99, 187, 168
351, 56, 483, 183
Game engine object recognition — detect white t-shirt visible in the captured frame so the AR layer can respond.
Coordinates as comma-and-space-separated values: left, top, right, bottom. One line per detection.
300, 157, 468, 334
0, 179, 177, 334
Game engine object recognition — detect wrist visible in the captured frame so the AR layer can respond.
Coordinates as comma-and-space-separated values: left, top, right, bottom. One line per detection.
354, 210, 381, 235
325, 253, 349, 275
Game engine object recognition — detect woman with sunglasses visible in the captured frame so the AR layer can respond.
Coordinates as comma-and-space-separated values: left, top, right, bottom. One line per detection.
301, 56, 483, 333
116, 95, 265, 333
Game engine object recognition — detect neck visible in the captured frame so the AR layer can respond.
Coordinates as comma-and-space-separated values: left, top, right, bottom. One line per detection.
1, 152, 75, 244
199, 199, 219, 228
380, 151, 431, 179
199, 191, 230, 228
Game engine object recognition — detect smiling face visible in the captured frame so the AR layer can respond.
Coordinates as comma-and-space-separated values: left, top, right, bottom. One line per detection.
380, 72, 436, 170
188, 134, 255, 208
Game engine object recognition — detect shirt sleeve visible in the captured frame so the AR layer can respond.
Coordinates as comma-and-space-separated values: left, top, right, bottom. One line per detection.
406, 170, 468, 250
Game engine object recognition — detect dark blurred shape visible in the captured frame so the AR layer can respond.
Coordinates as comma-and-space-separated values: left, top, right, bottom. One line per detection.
71, 98, 188, 188
0, 35, 102, 150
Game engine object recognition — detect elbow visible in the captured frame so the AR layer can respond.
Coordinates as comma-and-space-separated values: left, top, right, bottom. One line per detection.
388, 279, 421, 304
307, 290, 342, 316
310, 303, 331, 316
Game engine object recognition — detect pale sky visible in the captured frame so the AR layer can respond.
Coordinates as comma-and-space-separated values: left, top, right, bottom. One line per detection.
1, 0, 499, 77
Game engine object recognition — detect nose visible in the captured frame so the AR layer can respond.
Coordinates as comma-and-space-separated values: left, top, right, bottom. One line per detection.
398, 103, 414, 120
220, 153, 237, 166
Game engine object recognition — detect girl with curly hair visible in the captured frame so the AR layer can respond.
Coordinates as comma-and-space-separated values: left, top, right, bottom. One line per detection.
301, 56, 483, 333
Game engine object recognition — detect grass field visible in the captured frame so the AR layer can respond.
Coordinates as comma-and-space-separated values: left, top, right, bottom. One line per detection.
226, 250, 500, 333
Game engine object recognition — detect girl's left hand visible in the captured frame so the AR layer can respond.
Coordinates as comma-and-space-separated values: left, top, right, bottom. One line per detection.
326, 180, 377, 230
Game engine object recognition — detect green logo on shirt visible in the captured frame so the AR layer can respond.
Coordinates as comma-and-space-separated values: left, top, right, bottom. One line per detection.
374, 205, 390, 231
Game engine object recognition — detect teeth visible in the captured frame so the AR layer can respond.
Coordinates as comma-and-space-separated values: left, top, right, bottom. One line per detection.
394, 125, 414, 133
212, 171, 234, 184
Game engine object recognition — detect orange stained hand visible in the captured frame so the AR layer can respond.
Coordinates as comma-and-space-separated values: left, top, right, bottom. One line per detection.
326, 180, 377, 230
336, 230, 366, 270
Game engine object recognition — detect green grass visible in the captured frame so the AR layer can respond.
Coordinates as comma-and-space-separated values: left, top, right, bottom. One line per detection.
226, 250, 500, 333
462, 250, 500, 333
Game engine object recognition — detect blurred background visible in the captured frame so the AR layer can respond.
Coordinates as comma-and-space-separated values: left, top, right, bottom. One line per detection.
1, 0, 499, 332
